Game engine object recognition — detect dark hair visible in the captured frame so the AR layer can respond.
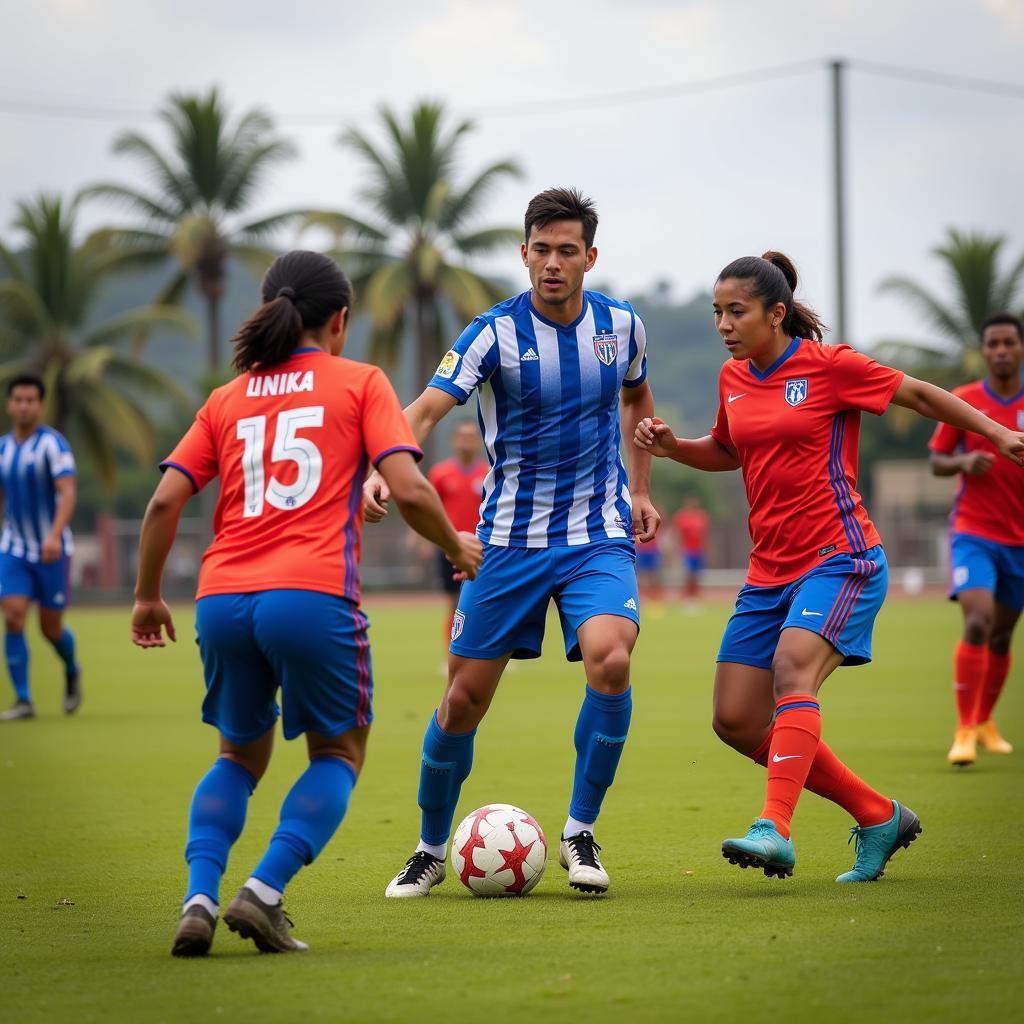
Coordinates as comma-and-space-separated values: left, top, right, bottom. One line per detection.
231, 250, 353, 373
524, 187, 598, 249
716, 251, 827, 342
980, 312, 1023, 342
7, 373, 45, 399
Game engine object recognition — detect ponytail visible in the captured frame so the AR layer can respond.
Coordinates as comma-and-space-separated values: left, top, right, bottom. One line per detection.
230, 250, 353, 373
716, 250, 827, 342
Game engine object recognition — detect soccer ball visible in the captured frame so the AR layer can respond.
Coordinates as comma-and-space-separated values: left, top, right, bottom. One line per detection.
450, 804, 547, 896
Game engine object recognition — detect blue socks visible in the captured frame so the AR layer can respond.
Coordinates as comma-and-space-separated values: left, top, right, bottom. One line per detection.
184, 758, 257, 904
418, 712, 475, 847
5, 632, 29, 702
569, 686, 632, 824
251, 756, 357, 893
49, 628, 77, 675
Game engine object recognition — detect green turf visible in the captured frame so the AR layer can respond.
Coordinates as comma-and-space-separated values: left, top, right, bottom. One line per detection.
2, 597, 1021, 1023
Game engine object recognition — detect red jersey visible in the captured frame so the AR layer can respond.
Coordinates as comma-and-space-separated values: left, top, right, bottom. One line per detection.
674, 508, 709, 554
428, 458, 488, 534
710, 338, 904, 586
928, 379, 1024, 546
163, 348, 420, 602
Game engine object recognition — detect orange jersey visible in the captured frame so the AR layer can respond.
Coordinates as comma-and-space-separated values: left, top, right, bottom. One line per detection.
929, 379, 1024, 546
711, 338, 904, 586
163, 348, 421, 602
428, 458, 488, 534
673, 508, 709, 553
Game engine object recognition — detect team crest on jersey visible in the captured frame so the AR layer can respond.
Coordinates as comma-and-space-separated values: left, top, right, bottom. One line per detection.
451, 610, 465, 641
784, 378, 809, 407
436, 350, 459, 379
593, 333, 618, 366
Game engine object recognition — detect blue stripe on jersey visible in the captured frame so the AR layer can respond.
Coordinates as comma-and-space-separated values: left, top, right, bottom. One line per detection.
426, 290, 648, 549
827, 412, 866, 552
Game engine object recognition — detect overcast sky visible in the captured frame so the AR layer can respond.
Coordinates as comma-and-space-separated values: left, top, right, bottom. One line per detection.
1, 0, 1022, 351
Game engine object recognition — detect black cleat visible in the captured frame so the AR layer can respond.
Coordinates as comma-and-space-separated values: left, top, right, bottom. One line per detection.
171, 905, 217, 957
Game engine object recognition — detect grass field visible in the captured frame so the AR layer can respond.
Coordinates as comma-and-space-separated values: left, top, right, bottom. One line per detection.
2, 596, 1021, 1023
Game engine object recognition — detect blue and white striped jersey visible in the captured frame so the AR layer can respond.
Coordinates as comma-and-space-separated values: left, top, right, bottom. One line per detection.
429, 289, 648, 548
0, 426, 76, 561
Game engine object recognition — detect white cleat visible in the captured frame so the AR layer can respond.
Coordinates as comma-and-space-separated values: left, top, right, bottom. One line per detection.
385, 851, 446, 898
559, 832, 610, 894
0, 700, 35, 721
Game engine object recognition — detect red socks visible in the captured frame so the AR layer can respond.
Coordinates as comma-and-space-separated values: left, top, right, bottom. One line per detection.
748, 700, 892, 831
760, 695, 821, 839
954, 640, 988, 727
977, 651, 1011, 724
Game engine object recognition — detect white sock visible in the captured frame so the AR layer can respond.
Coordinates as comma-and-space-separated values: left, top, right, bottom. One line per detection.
563, 815, 595, 839
415, 839, 447, 861
245, 876, 283, 906
182, 893, 218, 917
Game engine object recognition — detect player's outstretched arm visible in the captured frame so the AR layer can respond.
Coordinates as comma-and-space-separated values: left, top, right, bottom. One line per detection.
894, 376, 1024, 466
377, 450, 483, 580
930, 450, 994, 478
634, 417, 740, 471
364, 387, 459, 522
42, 475, 76, 564
132, 468, 194, 647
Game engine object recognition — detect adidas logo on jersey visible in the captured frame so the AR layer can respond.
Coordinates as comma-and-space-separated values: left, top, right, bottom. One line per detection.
623, 597, 638, 611
246, 370, 314, 398
520, 348, 539, 361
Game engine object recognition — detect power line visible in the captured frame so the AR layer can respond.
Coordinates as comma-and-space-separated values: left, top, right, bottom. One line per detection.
850, 58, 1024, 100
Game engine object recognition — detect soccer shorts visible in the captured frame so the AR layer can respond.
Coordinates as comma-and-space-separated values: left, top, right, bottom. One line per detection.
682, 551, 706, 575
437, 549, 461, 595
949, 531, 1024, 611
450, 538, 640, 662
718, 545, 889, 669
195, 590, 372, 744
635, 549, 661, 573
0, 552, 70, 609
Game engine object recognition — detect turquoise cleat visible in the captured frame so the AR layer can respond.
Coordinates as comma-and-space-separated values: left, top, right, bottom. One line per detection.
722, 819, 795, 878
835, 801, 922, 883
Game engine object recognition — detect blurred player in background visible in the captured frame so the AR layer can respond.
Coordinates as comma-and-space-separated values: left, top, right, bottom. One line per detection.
131, 251, 480, 957
634, 507, 664, 603
930, 313, 1024, 766
636, 251, 1024, 883
0, 375, 80, 721
427, 421, 487, 642
673, 495, 709, 607
365, 188, 658, 897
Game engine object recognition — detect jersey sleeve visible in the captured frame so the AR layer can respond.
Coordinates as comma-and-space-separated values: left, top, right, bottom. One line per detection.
623, 309, 648, 387
161, 402, 219, 493
362, 367, 423, 468
710, 399, 733, 449
428, 317, 500, 405
929, 419, 964, 455
830, 344, 905, 415
47, 432, 76, 479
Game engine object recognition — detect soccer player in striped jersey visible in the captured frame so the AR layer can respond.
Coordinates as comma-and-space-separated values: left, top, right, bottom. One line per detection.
635, 252, 1024, 882
0, 375, 80, 721
131, 251, 481, 956
930, 313, 1024, 766
366, 188, 659, 896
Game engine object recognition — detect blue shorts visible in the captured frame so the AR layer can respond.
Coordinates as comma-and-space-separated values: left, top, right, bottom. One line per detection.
195, 590, 373, 744
718, 546, 889, 669
949, 532, 1024, 611
451, 539, 640, 662
636, 550, 661, 573
683, 552, 706, 575
0, 552, 70, 610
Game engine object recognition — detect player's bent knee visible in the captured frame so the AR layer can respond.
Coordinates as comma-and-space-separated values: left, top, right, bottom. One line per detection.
4, 613, 25, 633
963, 613, 993, 646
587, 646, 631, 692
712, 713, 754, 751
989, 630, 1013, 656
770, 657, 814, 699
439, 684, 488, 731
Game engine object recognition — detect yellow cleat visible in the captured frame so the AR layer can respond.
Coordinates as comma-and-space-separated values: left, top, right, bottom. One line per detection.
977, 720, 1013, 754
947, 727, 977, 767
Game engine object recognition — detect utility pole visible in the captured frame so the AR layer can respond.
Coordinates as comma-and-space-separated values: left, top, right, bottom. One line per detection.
830, 59, 848, 342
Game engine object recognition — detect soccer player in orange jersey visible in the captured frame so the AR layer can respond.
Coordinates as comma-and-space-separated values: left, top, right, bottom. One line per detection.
131, 251, 481, 956
427, 422, 488, 641
635, 252, 1024, 882
930, 313, 1024, 766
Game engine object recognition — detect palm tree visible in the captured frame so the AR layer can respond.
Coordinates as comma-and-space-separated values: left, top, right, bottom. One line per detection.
83, 88, 304, 369
319, 101, 522, 391
876, 228, 1024, 377
0, 194, 195, 487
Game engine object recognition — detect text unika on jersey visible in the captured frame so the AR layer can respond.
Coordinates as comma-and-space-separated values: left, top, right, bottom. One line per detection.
246, 371, 314, 398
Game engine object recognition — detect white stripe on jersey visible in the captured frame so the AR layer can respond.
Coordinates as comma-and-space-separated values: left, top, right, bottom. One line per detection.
525, 317, 564, 546
487, 316, 524, 546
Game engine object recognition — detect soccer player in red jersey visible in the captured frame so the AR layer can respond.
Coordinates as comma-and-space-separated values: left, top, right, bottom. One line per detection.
635, 252, 1024, 882
673, 496, 710, 603
427, 421, 488, 641
930, 313, 1024, 766
130, 251, 481, 956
